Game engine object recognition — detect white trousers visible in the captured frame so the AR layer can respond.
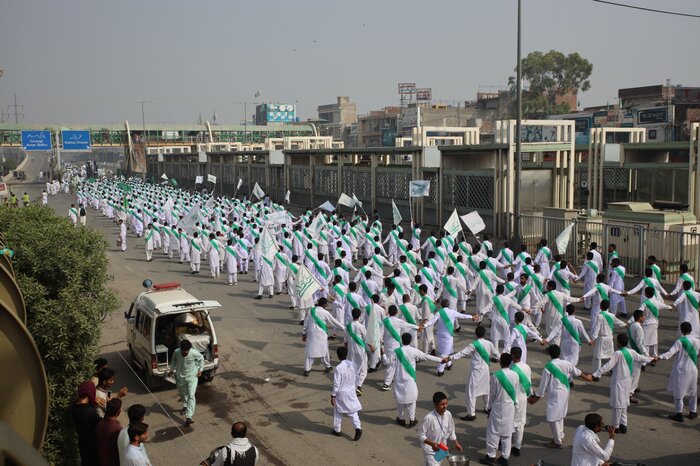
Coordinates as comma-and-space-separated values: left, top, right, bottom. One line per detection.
396, 402, 416, 421
486, 430, 512, 459
549, 418, 565, 445
466, 394, 489, 416
675, 395, 698, 413
146, 248, 153, 261
383, 353, 397, 385
611, 407, 627, 428
210, 265, 220, 277
512, 423, 525, 449
610, 293, 627, 315
333, 407, 361, 432
190, 260, 200, 272
258, 284, 273, 296
228, 272, 237, 285
630, 364, 642, 395
305, 355, 330, 371
421, 327, 435, 353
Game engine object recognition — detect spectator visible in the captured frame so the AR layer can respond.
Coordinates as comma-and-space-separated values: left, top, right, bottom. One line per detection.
96, 398, 123, 466
571, 413, 615, 466
205, 421, 259, 466
91, 358, 109, 386
124, 423, 151, 466
70, 381, 100, 466
118, 404, 148, 466
95, 367, 128, 417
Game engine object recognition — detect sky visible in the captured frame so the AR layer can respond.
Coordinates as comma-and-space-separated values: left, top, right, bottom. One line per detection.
1, 0, 699, 125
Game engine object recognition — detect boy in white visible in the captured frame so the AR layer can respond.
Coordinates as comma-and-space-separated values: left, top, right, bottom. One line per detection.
345, 308, 369, 394
509, 347, 532, 457
379, 305, 419, 391
671, 281, 700, 338
638, 286, 671, 358
576, 252, 599, 309
593, 334, 651, 433
330, 346, 363, 441
479, 285, 522, 353
571, 413, 615, 466
144, 225, 155, 262
656, 321, 700, 422
504, 311, 543, 363
607, 258, 627, 317
417, 391, 463, 466
207, 233, 221, 278
179, 230, 190, 263
302, 298, 343, 376
543, 304, 591, 370
223, 239, 239, 286
579, 274, 622, 332
450, 326, 500, 421
590, 301, 628, 375
421, 299, 477, 375
189, 232, 202, 274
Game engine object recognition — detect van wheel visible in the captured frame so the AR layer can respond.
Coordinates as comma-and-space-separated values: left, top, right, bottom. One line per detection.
144, 361, 162, 391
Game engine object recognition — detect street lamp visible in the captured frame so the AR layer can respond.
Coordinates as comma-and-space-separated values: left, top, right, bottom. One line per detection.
233, 101, 259, 144
130, 100, 153, 146
513, 0, 523, 243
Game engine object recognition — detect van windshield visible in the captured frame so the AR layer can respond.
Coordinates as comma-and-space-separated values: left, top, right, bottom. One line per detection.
155, 310, 214, 361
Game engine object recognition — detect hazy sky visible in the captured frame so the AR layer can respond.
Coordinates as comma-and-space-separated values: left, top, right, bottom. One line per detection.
1, 0, 699, 125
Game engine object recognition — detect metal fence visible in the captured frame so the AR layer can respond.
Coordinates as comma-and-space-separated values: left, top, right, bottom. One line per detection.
518, 214, 700, 284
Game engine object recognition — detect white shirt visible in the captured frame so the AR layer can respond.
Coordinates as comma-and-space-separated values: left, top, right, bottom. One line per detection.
416, 409, 456, 456
124, 444, 151, 466
571, 425, 614, 466
117, 427, 148, 466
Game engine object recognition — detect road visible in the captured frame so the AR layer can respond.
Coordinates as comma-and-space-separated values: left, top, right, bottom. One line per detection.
17, 155, 700, 466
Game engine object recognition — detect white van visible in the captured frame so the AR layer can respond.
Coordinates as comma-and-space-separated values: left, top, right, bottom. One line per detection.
125, 282, 220, 389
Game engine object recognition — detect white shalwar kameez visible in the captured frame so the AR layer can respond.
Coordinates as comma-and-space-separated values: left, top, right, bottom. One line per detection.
485, 369, 520, 461
331, 359, 362, 433
424, 308, 475, 373
392, 345, 442, 422
303, 307, 343, 372
535, 358, 582, 446
452, 338, 500, 416
417, 409, 457, 466
659, 335, 700, 414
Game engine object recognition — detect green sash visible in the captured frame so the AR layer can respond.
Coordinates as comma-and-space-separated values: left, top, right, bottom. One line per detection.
372, 255, 384, 269
347, 293, 360, 311
486, 259, 497, 274
680, 336, 698, 366
601, 311, 615, 331
190, 239, 201, 251
500, 248, 513, 264
553, 270, 571, 291
515, 324, 528, 341
540, 247, 552, 260
614, 266, 625, 280
620, 347, 634, 375
493, 296, 509, 322
346, 323, 367, 351
421, 296, 437, 313
681, 273, 695, 289
210, 239, 220, 251
360, 281, 372, 299
628, 325, 642, 353
442, 276, 458, 298
236, 239, 249, 253
561, 316, 581, 345
685, 291, 699, 311
391, 278, 405, 296
587, 261, 599, 274
511, 363, 532, 396
437, 308, 454, 336
529, 270, 544, 292
333, 268, 345, 284
643, 299, 659, 319
505, 282, 515, 293
547, 291, 565, 317
310, 307, 328, 333
643, 277, 657, 297
420, 267, 435, 285
472, 340, 491, 364
145, 230, 153, 243
395, 347, 417, 380
544, 361, 570, 390
429, 258, 440, 272
399, 304, 416, 325
494, 370, 517, 404
383, 317, 402, 343
467, 255, 480, 273
517, 284, 532, 304
595, 283, 609, 301
226, 246, 239, 258
306, 251, 328, 280
608, 251, 619, 263
458, 242, 470, 256
401, 262, 412, 278
282, 238, 293, 251
478, 270, 494, 294
651, 264, 662, 281
70, 207, 78, 217
333, 284, 346, 300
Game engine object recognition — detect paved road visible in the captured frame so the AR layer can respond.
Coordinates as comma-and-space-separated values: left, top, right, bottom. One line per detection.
19, 161, 700, 465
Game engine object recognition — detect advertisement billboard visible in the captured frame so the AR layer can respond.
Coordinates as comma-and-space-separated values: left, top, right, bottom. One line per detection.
21, 130, 52, 151
416, 88, 432, 101
265, 103, 296, 123
62, 130, 91, 150
398, 83, 416, 95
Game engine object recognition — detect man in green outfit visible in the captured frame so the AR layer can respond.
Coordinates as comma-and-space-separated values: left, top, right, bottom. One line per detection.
170, 339, 204, 427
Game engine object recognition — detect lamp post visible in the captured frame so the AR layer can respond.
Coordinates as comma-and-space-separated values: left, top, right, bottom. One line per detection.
130, 100, 153, 177
513, 0, 523, 243
233, 101, 259, 144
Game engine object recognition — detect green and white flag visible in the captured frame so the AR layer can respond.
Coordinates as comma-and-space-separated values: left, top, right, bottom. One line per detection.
443, 209, 462, 238
392, 199, 402, 226
409, 180, 431, 197
259, 225, 279, 263
252, 182, 265, 199
296, 265, 323, 302
337, 192, 355, 207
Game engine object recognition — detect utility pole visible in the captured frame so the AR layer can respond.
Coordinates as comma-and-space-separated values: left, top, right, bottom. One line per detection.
513, 0, 523, 243
8, 94, 24, 124
130, 100, 153, 145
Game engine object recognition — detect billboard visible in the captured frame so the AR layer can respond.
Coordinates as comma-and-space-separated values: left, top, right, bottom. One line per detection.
416, 88, 432, 101
265, 103, 296, 123
398, 83, 416, 95
62, 130, 91, 150
21, 130, 52, 151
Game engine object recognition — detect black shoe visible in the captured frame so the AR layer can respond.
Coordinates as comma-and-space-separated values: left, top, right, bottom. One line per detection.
437, 371, 444, 377
511, 447, 520, 456
454, 326, 461, 333
460, 414, 476, 421
299, 320, 304, 325
689, 412, 698, 420
630, 397, 639, 404
592, 376, 600, 382
191, 271, 197, 275
669, 412, 684, 422
356, 386, 363, 396
254, 295, 262, 300
497, 457, 509, 466
430, 349, 436, 356
479, 457, 496, 465
446, 364, 452, 371
618, 313, 628, 318
396, 417, 406, 426
367, 367, 377, 373
325, 366, 333, 373
184, 418, 193, 427
269, 295, 273, 298
408, 419, 418, 428
354, 428, 362, 441
331, 429, 341, 437
569, 381, 574, 388
303, 370, 310, 377
619, 424, 627, 434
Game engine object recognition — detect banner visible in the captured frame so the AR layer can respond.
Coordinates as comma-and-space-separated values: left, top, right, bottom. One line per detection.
296, 265, 323, 302
460, 211, 486, 235
444, 209, 462, 237
252, 182, 265, 199
337, 192, 355, 207
392, 199, 403, 226
207, 174, 217, 183
195, 175, 204, 184
555, 223, 575, 254
409, 180, 431, 197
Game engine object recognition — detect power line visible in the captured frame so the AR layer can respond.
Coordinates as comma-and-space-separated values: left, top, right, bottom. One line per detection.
592, 0, 700, 19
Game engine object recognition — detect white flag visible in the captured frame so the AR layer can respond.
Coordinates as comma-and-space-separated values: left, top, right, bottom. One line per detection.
337, 193, 355, 207
409, 180, 431, 197
176, 205, 202, 236
443, 209, 463, 237
266, 210, 289, 225
284, 190, 290, 203
308, 212, 327, 240
259, 225, 280, 261
318, 200, 336, 212
460, 211, 486, 235
195, 175, 204, 184
352, 193, 363, 208
161, 173, 168, 180
237, 178, 243, 190
252, 182, 265, 199
555, 223, 575, 254
296, 265, 322, 302
207, 174, 217, 184
391, 199, 402, 226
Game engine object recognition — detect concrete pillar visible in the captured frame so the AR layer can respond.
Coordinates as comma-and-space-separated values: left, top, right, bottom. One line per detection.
370, 154, 377, 214
309, 154, 316, 207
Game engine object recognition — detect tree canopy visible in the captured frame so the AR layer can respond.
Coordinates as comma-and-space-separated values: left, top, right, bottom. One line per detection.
0, 205, 118, 464
509, 50, 593, 118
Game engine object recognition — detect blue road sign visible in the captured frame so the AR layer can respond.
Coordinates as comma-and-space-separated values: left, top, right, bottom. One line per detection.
21, 130, 52, 151
62, 130, 91, 150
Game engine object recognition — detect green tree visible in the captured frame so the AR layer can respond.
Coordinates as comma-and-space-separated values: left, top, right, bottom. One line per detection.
0, 205, 118, 465
509, 50, 593, 118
